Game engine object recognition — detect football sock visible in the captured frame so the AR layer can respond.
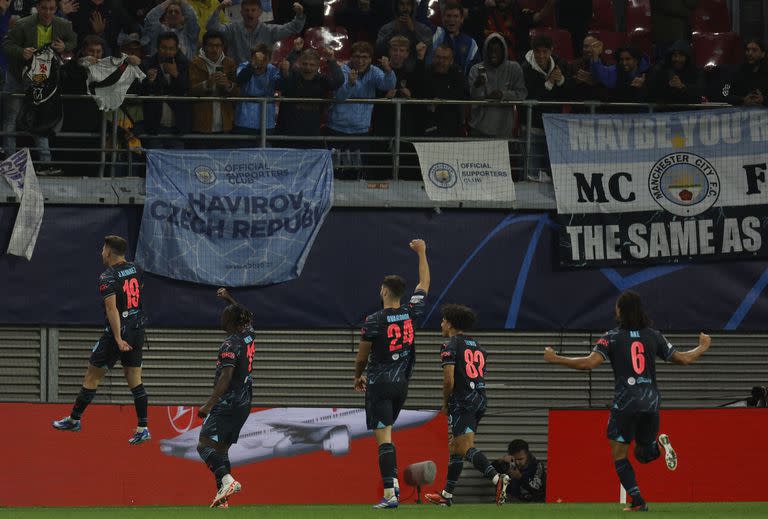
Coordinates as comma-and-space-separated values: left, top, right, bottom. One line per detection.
378, 443, 396, 490
215, 452, 232, 489
445, 454, 464, 494
198, 445, 228, 483
130, 384, 148, 427
615, 459, 644, 504
391, 444, 398, 480
465, 447, 498, 480
70, 386, 97, 420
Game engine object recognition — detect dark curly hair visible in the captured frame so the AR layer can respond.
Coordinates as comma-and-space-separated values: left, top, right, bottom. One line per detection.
221, 304, 252, 334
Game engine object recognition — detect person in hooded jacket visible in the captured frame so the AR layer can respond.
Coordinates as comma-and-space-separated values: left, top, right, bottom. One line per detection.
649, 40, 704, 105
521, 34, 568, 182
467, 32, 526, 138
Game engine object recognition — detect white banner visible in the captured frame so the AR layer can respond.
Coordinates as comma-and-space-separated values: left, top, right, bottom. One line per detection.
413, 140, 516, 202
1, 149, 44, 260
544, 109, 768, 217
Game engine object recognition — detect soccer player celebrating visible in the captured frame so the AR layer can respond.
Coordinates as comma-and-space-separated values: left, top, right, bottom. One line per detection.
52, 236, 150, 445
354, 239, 430, 509
425, 305, 510, 507
197, 288, 256, 508
543, 290, 712, 511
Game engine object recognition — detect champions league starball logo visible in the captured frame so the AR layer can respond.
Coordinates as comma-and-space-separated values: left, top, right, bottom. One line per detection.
194, 165, 216, 184
648, 152, 720, 217
428, 163, 457, 189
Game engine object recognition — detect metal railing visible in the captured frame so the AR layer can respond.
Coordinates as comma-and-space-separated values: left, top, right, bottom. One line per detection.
0, 92, 732, 180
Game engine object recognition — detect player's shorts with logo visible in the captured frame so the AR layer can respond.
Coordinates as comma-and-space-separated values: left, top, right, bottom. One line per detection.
607, 394, 660, 445
200, 404, 251, 444
448, 392, 487, 437
89, 319, 145, 369
365, 381, 408, 430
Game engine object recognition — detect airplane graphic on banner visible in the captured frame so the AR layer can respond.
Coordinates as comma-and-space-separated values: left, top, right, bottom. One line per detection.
160, 407, 438, 466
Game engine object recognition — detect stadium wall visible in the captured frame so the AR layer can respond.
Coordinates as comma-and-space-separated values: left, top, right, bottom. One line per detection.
1, 205, 768, 331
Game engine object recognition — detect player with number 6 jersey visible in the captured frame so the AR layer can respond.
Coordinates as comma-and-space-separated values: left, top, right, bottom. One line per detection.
543, 290, 712, 512
354, 239, 430, 509
196, 287, 256, 508
426, 304, 509, 507
52, 235, 151, 445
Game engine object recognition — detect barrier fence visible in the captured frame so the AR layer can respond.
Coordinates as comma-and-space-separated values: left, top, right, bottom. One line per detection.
0, 93, 731, 181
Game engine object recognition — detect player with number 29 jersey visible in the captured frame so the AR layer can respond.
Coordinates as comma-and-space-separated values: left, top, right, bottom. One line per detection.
361, 289, 426, 385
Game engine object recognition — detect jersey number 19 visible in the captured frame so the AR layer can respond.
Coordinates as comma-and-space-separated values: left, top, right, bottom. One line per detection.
122, 278, 140, 309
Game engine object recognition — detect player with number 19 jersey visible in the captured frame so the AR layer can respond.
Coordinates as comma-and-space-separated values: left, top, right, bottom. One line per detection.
91, 261, 146, 369
98, 262, 145, 326
441, 335, 488, 436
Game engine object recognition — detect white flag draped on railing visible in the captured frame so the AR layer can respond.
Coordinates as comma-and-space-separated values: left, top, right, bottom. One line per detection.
1, 149, 44, 260
413, 140, 516, 202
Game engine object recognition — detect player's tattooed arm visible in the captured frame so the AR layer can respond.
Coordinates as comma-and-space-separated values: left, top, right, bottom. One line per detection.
104, 295, 132, 352
441, 365, 455, 414
543, 347, 603, 370
410, 239, 430, 294
199, 366, 235, 417
670, 332, 712, 365
217, 287, 238, 305
354, 340, 372, 392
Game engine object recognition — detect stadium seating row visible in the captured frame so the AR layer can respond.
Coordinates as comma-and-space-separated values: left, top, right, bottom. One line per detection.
270, 25, 743, 71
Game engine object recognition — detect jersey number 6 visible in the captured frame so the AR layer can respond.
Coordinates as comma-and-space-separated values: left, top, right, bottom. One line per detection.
631, 341, 646, 375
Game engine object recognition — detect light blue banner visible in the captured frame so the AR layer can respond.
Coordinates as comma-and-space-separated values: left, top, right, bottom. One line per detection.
543, 108, 768, 165
137, 148, 334, 287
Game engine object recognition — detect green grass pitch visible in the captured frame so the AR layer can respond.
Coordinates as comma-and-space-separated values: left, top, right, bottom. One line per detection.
3, 503, 768, 519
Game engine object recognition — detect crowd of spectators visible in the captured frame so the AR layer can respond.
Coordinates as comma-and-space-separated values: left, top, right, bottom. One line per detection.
0, 0, 765, 178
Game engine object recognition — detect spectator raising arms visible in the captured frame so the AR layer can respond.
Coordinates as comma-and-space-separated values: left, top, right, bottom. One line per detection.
375, 0, 432, 57
144, 0, 201, 61
327, 41, 396, 179
67, 0, 140, 57
207, 0, 305, 65
276, 40, 344, 148
234, 43, 280, 136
